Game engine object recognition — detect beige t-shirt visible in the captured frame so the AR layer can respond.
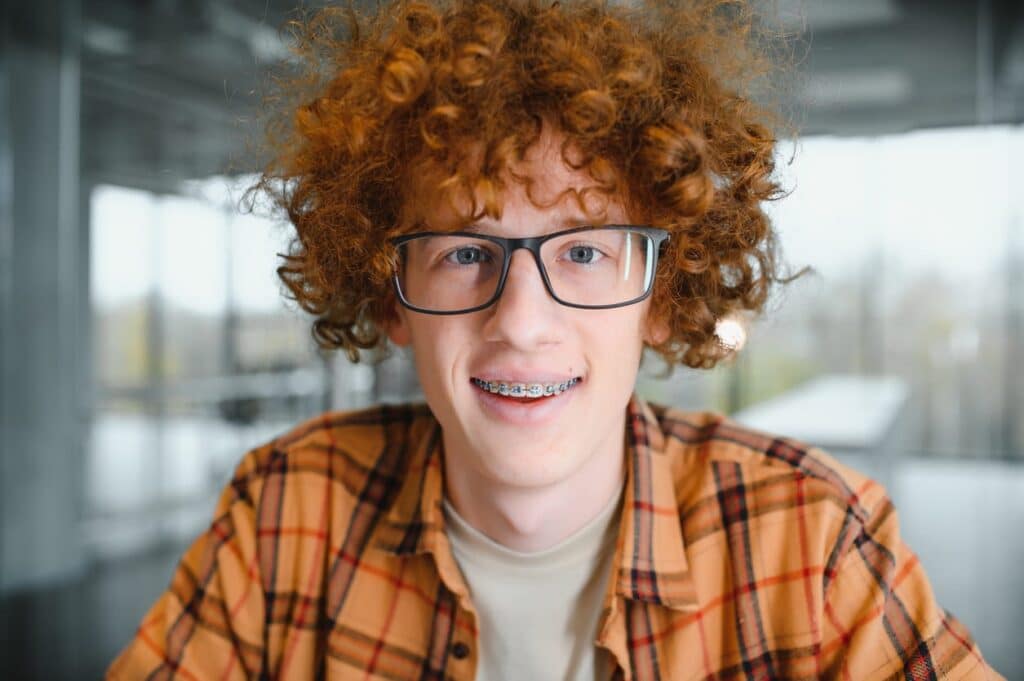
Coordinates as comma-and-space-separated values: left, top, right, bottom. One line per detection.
442, 486, 624, 681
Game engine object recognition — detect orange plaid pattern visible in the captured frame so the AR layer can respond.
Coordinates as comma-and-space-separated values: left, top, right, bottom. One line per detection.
107, 395, 1003, 680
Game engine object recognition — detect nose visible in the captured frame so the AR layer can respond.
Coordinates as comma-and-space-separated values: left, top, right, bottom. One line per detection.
480, 248, 561, 349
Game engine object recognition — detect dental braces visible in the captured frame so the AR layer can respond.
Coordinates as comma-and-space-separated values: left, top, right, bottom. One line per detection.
472, 377, 579, 398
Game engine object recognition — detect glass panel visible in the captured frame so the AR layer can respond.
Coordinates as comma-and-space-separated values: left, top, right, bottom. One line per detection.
230, 212, 286, 315
90, 185, 157, 388
642, 126, 1024, 462
229, 211, 317, 372
87, 407, 160, 515
157, 194, 228, 380
86, 402, 304, 556
87, 177, 329, 558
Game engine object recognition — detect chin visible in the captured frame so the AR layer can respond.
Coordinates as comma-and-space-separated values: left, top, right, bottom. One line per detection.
480, 451, 583, 489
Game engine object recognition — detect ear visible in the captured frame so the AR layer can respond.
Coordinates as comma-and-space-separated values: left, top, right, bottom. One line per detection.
642, 310, 670, 346
384, 298, 412, 347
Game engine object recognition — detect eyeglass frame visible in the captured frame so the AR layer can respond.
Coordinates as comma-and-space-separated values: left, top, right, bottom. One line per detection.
389, 224, 671, 315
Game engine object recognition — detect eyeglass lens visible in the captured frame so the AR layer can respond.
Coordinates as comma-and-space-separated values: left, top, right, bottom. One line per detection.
395, 228, 657, 312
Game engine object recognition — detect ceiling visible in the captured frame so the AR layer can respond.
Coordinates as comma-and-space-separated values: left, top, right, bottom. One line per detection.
55, 0, 1024, 192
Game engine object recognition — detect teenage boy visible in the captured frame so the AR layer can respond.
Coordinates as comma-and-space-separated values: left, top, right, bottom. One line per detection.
109, 1, 1001, 679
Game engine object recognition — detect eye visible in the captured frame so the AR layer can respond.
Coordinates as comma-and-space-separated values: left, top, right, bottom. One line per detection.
444, 246, 491, 265
565, 244, 604, 265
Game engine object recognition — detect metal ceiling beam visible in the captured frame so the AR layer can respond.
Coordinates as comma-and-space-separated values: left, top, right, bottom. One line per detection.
82, 63, 247, 124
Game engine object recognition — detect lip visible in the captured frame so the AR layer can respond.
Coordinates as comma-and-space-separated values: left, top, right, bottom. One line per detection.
469, 374, 583, 426
470, 367, 582, 384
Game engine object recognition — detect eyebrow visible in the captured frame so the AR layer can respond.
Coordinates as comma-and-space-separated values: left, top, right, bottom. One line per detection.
463, 217, 596, 235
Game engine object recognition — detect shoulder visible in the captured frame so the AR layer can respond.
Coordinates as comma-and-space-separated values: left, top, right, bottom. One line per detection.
225, 401, 436, 509
646, 401, 894, 565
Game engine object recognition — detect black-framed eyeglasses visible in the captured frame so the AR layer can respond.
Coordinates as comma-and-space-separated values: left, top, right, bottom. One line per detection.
390, 225, 669, 315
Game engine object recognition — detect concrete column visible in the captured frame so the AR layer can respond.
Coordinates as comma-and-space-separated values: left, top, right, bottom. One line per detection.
0, 0, 86, 592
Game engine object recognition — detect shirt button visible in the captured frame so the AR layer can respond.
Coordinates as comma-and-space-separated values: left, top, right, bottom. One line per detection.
451, 641, 470, 659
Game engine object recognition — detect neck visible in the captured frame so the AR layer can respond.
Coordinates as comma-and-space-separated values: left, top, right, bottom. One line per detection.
441, 427, 627, 553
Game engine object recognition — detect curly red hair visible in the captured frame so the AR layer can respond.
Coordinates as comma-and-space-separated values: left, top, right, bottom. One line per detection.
249, 0, 802, 368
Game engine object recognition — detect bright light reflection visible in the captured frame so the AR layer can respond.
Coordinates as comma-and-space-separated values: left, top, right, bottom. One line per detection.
715, 317, 747, 351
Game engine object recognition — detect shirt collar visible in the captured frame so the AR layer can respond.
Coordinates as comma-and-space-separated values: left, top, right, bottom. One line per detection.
372, 392, 698, 612
613, 393, 698, 611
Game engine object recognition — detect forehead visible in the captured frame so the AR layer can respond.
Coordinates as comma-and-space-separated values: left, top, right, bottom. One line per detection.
399, 125, 631, 233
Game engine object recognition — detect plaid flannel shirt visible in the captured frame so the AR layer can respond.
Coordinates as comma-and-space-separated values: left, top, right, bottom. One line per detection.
107, 394, 1003, 680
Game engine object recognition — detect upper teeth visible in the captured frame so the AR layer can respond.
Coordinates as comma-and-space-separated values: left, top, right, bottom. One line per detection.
472, 377, 579, 398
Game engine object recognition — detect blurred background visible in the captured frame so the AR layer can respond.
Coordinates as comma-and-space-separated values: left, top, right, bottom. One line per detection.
1, 0, 1022, 677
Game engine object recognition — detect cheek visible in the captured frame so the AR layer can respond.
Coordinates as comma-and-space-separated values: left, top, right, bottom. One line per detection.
408, 317, 474, 385
581, 309, 648, 371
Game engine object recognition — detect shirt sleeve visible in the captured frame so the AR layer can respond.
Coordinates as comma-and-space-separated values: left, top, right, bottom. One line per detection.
106, 450, 267, 680
818, 491, 1004, 680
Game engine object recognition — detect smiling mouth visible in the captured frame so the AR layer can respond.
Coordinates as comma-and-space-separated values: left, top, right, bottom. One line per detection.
470, 377, 582, 400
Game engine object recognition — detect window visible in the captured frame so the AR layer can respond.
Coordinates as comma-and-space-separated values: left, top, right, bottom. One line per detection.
87, 178, 327, 557
639, 126, 1024, 462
